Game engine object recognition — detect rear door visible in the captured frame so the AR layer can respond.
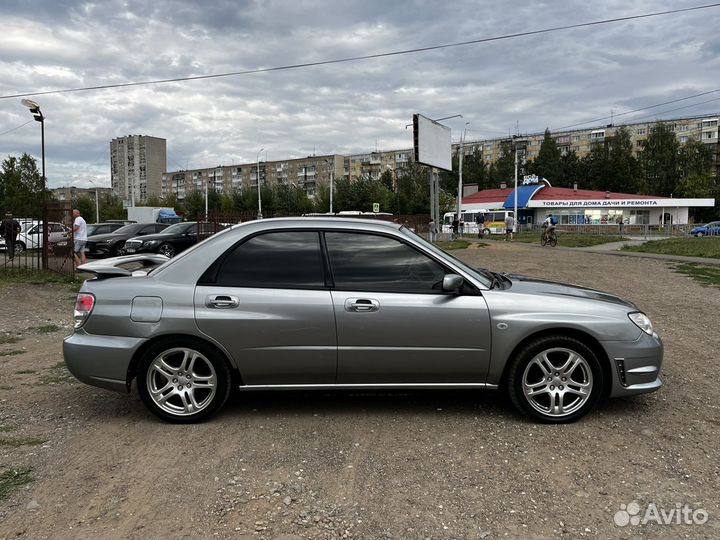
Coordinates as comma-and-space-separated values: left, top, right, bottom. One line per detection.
194, 230, 337, 384
325, 231, 492, 384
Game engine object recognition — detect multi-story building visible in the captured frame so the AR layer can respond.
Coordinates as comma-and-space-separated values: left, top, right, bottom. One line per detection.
161, 112, 718, 201
110, 135, 167, 203
463, 113, 719, 175
162, 154, 344, 200
51, 186, 114, 202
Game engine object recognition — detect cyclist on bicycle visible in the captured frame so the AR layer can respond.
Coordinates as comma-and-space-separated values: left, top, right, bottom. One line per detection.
542, 213, 557, 242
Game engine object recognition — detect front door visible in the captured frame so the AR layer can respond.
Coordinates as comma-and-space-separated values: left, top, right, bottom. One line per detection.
324, 231, 492, 384
194, 231, 337, 385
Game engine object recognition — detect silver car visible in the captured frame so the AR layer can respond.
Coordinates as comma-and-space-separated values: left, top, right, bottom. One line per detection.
64, 218, 663, 424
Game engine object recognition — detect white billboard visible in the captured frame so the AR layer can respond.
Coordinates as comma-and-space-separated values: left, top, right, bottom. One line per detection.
413, 114, 452, 171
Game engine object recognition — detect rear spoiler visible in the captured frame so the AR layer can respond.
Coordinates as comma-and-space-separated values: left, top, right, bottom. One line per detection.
77, 254, 170, 279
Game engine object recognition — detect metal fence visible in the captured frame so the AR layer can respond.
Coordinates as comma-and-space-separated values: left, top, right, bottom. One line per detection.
1, 201, 75, 278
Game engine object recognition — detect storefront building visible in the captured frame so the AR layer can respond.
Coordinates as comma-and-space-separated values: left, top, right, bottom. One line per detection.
462, 177, 715, 226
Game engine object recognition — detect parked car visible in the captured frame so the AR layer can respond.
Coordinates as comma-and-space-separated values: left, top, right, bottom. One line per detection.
690, 221, 720, 237
0, 222, 70, 253
86, 222, 127, 238
84, 222, 170, 258
123, 221, 199, 258
64, 218, 663, 424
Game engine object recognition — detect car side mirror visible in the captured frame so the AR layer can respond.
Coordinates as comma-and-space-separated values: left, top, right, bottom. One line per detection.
442, 274, 463, 294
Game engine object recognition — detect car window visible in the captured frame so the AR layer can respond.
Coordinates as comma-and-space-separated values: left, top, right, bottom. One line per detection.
139, 225, 157, 234
215, 231, 325, 289
156, 224, 169, 232
50, 223, 64, 232
325, 232, 447, 293
186, 224, 197, 235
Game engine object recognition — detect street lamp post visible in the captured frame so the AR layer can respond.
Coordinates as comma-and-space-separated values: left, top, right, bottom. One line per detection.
324, 158, 335, 214
256, 148, 264, 220
21, 99, 45, 186
513, 137, 527, 232
456, 122, 469, 224
87, 179, 100, 222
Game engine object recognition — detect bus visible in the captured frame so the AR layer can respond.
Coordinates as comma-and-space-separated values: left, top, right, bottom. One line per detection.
441, 208, 514, 236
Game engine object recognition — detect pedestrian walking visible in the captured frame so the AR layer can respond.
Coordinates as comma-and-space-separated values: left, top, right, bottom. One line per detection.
1, 212, 21, 261
451, 214, 459, 240
476, 213, 485, 238
459, 218, 465, 237
504, 214, 515, 242
72, 208, 88, 268
428, 218, 438, 242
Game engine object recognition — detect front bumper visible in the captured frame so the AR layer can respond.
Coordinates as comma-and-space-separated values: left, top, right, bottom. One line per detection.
63, 330, 146, 393
602, 331, 664, 398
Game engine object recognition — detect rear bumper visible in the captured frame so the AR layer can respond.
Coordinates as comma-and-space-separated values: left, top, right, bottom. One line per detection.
63, 330, 146, 393
602, 331, 664, 398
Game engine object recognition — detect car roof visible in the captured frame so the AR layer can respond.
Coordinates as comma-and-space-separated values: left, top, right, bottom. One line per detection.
248, 216, 402, 229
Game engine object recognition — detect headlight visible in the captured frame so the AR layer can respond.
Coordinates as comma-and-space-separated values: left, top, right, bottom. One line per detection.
629, 312, 654, 335
143, 240, 159, 246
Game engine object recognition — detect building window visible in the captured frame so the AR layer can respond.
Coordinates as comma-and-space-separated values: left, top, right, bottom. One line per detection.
679, 125, 689, 132
680, 136, 688, 143
636, 128, 646, 135
703, 131, 718, 139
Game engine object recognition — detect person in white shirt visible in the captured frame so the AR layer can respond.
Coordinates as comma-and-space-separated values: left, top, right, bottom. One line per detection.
542, 213, 557, 242
72, 208, 87, 267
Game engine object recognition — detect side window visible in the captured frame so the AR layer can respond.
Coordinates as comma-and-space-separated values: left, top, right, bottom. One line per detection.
140, 225, 156, 234
216, 232, 324, 288
186, 224, 197, 235
50, 224, 63, 232
325, 232, 447, 293
98, 225, 110, 234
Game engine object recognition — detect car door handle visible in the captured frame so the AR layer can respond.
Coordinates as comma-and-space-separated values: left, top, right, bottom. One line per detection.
344, 298, 380, 312
206, 295, 239, 309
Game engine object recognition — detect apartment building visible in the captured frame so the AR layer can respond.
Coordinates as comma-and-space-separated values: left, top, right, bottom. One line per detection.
110, 135, 167, 203
51, 186, 114, 202
465, 113, 719, 172
162, 154, 344, 199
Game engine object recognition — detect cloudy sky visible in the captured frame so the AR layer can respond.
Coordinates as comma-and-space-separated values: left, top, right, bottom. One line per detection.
1, 0, 719, 189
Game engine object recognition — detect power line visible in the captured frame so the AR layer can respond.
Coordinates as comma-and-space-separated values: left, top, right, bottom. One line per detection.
552, 87, 720, 131
1, 3, 719, 100
0, 120, 32, 137
618, 95, 720, 124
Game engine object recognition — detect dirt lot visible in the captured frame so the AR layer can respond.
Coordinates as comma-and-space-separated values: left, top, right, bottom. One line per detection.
0, 242, 718, 540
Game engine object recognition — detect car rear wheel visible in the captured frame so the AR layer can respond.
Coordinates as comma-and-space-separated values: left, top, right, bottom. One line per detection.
137, 338, 232, 423
507, 335, 603, 423
696, 232, 704, 237
158, 243, 176, 258
14, 241, 25, 254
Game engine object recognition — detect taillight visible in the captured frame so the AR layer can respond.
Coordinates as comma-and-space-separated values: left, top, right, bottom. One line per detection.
74, 293, 95, 329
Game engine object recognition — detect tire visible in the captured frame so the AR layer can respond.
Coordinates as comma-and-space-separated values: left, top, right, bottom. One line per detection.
540, 234, 547, 247
696, 232, 704, 237
481, 228, 491, 237
137, 338, 232, 423
506, 335, 603, 423
548, 234, 557, 247
14, 241, 25, 254
158, 243, 176, 258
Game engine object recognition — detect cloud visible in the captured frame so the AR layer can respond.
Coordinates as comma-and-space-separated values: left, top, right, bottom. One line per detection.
0, 0, 718, 188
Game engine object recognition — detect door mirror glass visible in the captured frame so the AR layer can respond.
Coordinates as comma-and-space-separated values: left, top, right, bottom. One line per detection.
442, 274, 463, 293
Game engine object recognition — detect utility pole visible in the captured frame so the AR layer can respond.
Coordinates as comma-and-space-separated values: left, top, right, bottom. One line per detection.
456, 122, 469, 224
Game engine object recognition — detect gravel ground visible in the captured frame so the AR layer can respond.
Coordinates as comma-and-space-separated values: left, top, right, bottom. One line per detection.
0, 242, 718, 540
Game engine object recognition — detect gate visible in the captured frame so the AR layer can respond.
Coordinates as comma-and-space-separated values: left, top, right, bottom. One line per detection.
43, 201, 75, 278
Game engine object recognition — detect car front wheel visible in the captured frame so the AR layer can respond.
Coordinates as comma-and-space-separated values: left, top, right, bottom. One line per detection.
696, 232, 704, 237
137, 338, 232, 423
507, 336, 603, 423
14, 241, 25, 254
158, 243, 176, 258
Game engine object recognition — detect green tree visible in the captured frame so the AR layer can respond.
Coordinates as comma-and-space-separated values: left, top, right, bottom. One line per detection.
141, 195, 163, 207
0, 153, 48, 216
183, 190, 205, 221
558, 150, 583, 188
639, 122, 680, 196
528, 129, 562, 183
73, 195, 96, 222
487, 142, 515, 187
99, 193, 126, 221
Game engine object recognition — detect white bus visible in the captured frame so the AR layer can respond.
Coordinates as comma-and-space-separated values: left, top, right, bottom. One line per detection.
442, 208, 514, 236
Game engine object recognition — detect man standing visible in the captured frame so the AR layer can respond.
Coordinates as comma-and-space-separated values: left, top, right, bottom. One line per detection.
451, 214, 459, 240
476, 213, 485, 238
428, 218, 437, 242
72, 208, 87, 267
504, 214, 515, 242
1, 212, 21, 261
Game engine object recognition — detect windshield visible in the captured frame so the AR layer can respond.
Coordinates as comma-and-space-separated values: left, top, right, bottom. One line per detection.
162, 222, 193, 234
399, 226, 492, 288
112, 224, 144, 235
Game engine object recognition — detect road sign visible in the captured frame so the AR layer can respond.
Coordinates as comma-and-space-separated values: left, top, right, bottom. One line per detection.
372, 203, 380, 213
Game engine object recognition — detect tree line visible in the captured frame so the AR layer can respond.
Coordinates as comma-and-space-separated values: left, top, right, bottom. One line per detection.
1, 121, 717, 222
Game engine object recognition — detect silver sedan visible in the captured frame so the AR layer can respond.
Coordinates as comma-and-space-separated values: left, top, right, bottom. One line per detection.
64, 218, 663, 423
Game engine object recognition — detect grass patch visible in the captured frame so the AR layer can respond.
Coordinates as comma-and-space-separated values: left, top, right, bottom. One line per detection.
0, 437, 46, 447
14, 369, 35, 374
486, 232, 626, 247
621, 237, 720, 258
0, 269, 83, 290
435, 240, 471, 250
0, 335, 21, 345
30, 324, 61, 334
0, 426, 16, 433
675, 264, 720, 288
0, 350, 25, 357
0, 467, 33, 501
39, 362, 76, 386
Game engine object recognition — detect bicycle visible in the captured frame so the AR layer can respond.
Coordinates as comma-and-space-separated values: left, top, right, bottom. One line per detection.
540, 229, 557, 247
